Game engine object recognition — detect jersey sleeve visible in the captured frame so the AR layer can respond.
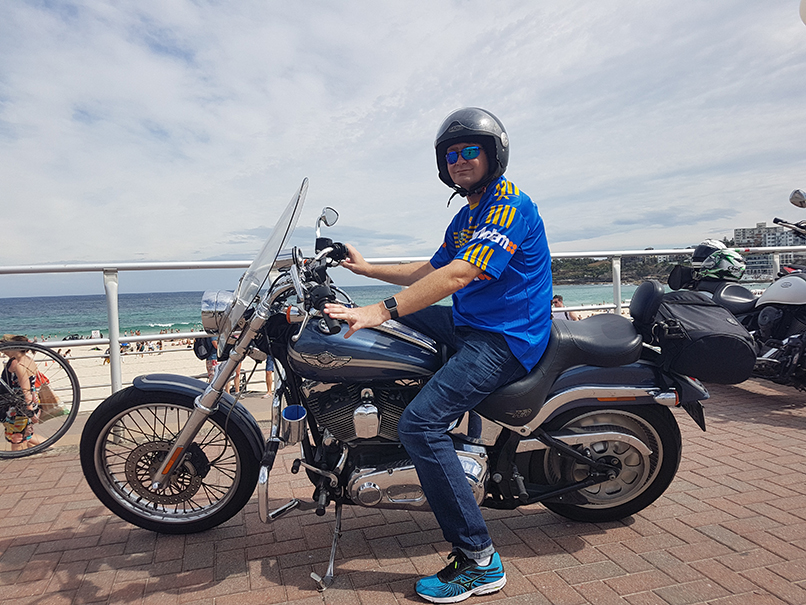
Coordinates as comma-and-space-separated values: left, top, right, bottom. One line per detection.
455, 198, 528, 279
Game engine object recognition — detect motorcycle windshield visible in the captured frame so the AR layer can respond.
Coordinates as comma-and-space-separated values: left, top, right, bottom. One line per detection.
219, 178, 308, 344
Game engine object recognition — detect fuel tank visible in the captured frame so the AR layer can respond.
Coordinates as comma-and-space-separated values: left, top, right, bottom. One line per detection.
757, 273, 806, 307
287, 319, 441, 382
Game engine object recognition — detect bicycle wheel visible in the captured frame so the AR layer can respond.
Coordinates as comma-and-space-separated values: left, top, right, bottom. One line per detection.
0, 341, 81, 458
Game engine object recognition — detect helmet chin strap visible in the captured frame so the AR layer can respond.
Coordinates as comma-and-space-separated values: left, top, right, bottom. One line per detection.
446, 177, 493, 207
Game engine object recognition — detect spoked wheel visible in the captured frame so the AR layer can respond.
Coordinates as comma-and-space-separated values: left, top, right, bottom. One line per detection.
80, 387, 259, 533
531, 405, 681, 522
0, 341, 80, 459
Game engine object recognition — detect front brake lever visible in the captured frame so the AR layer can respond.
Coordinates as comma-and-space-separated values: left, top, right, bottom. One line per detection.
292, 308, 312, 342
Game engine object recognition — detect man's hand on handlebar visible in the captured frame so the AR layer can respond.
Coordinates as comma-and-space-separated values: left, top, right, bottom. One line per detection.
339, 244, 373, 278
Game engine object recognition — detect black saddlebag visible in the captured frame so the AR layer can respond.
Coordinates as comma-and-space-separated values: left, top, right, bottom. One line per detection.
639, 291, 756, 384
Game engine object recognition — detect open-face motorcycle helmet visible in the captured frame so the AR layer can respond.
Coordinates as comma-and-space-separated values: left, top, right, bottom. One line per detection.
696, 249, 746, 281
435, 107, 509, 197
690, 239, 726, 267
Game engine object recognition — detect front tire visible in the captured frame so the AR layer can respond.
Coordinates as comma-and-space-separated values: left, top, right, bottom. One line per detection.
80, 387, 260, 533
531, 405, 681, 523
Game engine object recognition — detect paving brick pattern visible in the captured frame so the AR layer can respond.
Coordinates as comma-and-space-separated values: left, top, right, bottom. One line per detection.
1, 379, 805, 604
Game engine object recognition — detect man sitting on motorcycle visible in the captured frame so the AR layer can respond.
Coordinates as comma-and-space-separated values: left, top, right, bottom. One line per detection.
325, 107, 553, 603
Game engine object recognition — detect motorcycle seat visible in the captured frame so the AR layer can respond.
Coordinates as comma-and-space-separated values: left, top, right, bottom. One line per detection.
476, 314, 643, 425
711, 282, 757, 315
553, 313, 644, 368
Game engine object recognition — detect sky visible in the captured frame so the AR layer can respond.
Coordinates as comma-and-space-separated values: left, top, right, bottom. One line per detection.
1, 1, 805, 297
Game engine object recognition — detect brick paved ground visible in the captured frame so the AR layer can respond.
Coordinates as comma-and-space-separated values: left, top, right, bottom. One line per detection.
1, 378, 805, 604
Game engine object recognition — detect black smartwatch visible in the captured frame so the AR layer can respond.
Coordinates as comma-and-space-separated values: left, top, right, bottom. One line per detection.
382, 296, 399, 320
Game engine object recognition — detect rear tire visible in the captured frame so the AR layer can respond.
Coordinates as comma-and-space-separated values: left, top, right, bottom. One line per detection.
532, 405, 681, 523
80, 387, 260, 533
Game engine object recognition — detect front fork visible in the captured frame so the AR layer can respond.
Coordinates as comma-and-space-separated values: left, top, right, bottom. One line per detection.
149, 306, 269, 490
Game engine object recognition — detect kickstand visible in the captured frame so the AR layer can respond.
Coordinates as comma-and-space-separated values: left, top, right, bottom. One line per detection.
310, 501, 343, 591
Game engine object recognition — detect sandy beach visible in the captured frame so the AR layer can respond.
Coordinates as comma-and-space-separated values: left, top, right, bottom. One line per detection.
61, 339, 271, 412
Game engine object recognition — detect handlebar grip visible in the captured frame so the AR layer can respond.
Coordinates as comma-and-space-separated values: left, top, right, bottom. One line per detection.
773, 217, 784, 224
330, 242, 348, 262
320, 307, 342, 335
310, 284, 341, 335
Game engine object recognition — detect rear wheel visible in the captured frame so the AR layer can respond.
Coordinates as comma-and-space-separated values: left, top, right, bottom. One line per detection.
531, 405, 681, 522
80, 387, 260, 533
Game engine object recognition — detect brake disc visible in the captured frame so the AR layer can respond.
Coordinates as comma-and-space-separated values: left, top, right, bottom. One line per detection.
124, 441, 210, 505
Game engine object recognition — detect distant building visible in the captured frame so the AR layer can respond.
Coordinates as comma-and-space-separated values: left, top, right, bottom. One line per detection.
655, 249, 693, 264
733, 222, 806, 277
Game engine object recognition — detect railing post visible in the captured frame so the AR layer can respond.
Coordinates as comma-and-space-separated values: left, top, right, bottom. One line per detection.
772, 252, 781, 278
103, 269, 123, 394
612, 256, 622, 315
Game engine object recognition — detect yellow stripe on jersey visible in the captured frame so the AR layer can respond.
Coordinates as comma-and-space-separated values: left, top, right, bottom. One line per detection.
453, 227, 476, 248
462, 244, 494, 271
494, 179, 519, 201
485, 205, 516, 229
469, 244, 484, 264
481, 246, 494, 271
504, 205, 515, 228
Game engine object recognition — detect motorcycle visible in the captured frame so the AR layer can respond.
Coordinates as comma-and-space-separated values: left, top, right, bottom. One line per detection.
81, 178, 718, 588
667, 189, 806, 391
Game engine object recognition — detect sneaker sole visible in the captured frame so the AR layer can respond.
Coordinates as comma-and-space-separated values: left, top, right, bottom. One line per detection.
417, 574, 506, 604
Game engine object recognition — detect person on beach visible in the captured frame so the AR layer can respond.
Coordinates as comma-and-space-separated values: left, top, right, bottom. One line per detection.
1, 335, 43, 450
262, 357, 275, 399
325, 107, 553, 603
205, 338, 241, 394
206, 338, 219, 381
551, 294, 580, 320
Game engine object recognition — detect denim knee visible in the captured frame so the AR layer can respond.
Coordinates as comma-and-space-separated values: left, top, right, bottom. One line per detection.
397, 406, 419, 447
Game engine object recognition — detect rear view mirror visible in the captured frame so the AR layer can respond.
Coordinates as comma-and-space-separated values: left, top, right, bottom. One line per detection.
321, 207, 339, 227
315, 207, 340, 239
790, 189, 806, 208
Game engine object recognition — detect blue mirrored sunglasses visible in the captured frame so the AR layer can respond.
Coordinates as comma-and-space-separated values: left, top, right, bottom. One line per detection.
446, 146, 481, 165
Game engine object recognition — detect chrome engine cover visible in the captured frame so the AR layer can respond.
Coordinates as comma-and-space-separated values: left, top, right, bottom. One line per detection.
346, 446, 488, 510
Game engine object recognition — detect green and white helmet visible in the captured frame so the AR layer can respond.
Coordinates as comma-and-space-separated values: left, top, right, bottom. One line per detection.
697, 249, 746, 281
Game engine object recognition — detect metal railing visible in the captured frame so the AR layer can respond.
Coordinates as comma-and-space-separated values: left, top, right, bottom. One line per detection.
3, 244, 806, 399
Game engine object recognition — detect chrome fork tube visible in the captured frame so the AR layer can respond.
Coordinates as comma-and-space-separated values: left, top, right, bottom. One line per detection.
150, 301, 271, 490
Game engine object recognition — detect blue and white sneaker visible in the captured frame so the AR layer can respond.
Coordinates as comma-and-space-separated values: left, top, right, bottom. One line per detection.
415, 551, 506, 603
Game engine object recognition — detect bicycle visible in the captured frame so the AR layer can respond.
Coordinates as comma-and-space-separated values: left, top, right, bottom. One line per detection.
0, 340, 81, 458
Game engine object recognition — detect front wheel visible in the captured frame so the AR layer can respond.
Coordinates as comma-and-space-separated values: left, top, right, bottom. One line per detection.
530, 405, 681, 523
80, 387, 260, 534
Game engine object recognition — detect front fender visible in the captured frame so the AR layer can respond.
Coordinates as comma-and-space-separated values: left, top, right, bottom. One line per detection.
132, 373, 265, 460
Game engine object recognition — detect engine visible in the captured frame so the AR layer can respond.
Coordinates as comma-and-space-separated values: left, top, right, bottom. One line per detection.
299, 378, 491, 510
300, 379, 424, 443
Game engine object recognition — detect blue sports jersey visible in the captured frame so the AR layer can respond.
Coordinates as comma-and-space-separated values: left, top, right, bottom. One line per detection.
430, 176, 553, 371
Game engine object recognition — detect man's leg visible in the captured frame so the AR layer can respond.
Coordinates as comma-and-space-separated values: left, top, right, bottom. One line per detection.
397, 306, 457, 355
397, 327, 526, 558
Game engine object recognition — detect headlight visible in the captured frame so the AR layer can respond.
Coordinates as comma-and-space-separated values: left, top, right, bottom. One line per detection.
201, 290, 235, 334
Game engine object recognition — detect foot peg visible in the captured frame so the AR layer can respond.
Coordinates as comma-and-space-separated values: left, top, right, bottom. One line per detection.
258, 462, 301, 523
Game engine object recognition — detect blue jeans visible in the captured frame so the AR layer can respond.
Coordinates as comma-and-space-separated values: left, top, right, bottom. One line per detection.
398, 307, 527, 560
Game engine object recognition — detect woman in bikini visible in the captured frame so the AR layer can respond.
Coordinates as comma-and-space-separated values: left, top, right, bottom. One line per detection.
1, 335, 43, 450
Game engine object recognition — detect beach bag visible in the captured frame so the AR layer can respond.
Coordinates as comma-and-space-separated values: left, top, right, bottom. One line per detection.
647, 291, 756, 384
35, 371, 69, 421
193, 337, 215, 360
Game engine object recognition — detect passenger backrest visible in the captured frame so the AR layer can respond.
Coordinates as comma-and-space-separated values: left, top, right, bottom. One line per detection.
629, 280, 665, 328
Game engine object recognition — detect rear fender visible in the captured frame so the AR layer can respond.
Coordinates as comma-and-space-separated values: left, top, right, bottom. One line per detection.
495, 362, 702, 436
132, 373, 265, 460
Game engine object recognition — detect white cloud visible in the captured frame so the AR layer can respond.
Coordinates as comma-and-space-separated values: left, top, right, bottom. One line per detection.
1, 1, 805, 295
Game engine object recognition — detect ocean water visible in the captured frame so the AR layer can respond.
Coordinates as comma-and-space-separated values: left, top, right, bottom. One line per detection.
0, 286, 402, 341
0, 281, 771, 341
